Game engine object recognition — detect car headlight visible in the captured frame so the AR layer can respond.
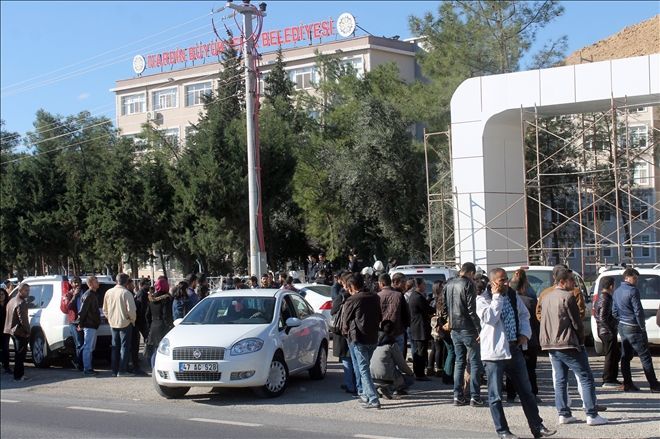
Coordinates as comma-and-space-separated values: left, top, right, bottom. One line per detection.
157, 338, 170, 356
230, 338, 264, 355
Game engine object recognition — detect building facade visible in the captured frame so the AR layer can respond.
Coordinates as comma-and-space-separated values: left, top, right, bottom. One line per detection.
112, 30, 420, 145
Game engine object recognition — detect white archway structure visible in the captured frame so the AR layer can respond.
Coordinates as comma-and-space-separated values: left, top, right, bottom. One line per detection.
450, 54, 660, 268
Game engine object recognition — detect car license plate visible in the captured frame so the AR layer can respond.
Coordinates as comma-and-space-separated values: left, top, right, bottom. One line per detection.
179, 362, 218, 372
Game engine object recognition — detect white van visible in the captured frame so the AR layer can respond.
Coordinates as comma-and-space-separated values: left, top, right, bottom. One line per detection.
590, 268, 660, 354
388, 265, 458, 291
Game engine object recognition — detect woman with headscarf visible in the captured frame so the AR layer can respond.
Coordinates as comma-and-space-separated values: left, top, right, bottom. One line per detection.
146, 276, 173, 368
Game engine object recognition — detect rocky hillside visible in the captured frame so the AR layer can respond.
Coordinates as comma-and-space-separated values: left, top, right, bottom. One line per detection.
563, 14, 659, 65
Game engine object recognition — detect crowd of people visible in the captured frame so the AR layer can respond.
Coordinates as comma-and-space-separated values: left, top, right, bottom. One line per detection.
1, 260, 659, 439
330, 262, 659, 439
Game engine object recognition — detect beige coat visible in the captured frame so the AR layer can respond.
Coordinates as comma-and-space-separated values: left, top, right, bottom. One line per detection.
102, 285, 136, 329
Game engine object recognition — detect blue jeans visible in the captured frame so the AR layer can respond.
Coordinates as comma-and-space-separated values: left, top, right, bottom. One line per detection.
69, 324, 84, 367
619, 324, 659, 387
81, 327, 97, 372
349, 342, 379, 404
484, 345, 543, 435
395, 334, 405, 355
340, 356, 356, 393
111, 326, 133, 375
548, 348, 598, 417
443, 337, 455, 378
451, 329, 481, 399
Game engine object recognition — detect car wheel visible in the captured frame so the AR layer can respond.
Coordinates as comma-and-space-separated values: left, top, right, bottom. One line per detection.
594, 339, 603, 355
254, 353, 288, 398
308, 343, 328, 380
31, 331, 51, 368
152, 374, 189, 399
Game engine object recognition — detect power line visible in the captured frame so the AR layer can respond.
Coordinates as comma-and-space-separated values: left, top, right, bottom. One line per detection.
1, 13, 213, 93
1, 133, 116, 165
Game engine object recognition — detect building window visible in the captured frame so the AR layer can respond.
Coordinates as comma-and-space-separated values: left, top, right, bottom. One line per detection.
634, 235, 650, 258
602, 247, 612, 258
121, 93, 145, 116
628, 126, 648, 148
342, 57, 364, 78
124, 134, 148, 150
632, 192, 651, 221
289, 67, 317, 90
597, 207, 612, 222
185, 82, 212, 107
633, 162, 651, 186
159, 128, 179, 147
153, 87, 178, 110
628, 106, 646, 113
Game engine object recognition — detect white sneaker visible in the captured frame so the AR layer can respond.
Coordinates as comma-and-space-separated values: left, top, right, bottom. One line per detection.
587, 415, 608, 426
558, 415, 578, 424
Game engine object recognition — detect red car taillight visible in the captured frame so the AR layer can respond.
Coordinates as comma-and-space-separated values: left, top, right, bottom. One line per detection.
319, 300, 333, 310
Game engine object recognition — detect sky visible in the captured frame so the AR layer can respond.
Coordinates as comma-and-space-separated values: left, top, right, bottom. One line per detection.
1, 1, 659, 138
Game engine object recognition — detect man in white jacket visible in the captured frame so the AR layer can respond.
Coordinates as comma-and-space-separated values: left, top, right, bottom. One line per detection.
476, 268, 555, 439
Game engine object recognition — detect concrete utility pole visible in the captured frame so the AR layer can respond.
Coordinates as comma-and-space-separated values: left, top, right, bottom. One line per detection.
226, 0, 267, 278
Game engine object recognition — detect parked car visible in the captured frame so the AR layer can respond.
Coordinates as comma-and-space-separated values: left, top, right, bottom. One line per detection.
388, 265, 458, 291
8, 275, 114, 367
153, 289, 329, 399
502, 265, 593, 344
590, 267, 660, 354
296, 283, 333, 329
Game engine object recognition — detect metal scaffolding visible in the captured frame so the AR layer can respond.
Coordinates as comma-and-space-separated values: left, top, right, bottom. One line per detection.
426, 99, 659, 274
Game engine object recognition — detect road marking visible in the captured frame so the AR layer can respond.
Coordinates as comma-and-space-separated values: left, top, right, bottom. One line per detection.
354, 435, 408, 439
67, 406, 127, 414
188, 418, 262, 427
0, 399, 20, 403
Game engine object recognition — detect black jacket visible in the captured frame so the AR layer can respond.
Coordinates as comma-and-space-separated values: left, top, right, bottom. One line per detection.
519, 294, 540, 348
134, 287, 149, 328
331, 289, 350, 358
595, 291, 618, 338
146, 292, 173, 348
78, 290, 101, 329
409, 290, 435, 341
341, 291, 381, 345
441, 276, 480, 333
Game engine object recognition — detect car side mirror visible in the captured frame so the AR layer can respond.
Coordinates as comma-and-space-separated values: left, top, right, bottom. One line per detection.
285, 317, 302, 328
173, 318, 183, 327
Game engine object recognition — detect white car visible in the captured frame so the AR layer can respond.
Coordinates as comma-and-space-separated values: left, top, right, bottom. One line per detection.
9, 275, 114, 367
502, 265, 593, 344
153, 289, 329, 399
590, 268, 660, 354
296, 283, 333, 328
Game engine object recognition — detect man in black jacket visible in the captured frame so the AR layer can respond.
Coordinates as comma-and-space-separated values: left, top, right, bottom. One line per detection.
78, 276, 101, 375
341, 274, 382, 409
131, 278, 150, 375
409, 278, 435, 380
595, 276, 620, 387
442, 262, 483, 406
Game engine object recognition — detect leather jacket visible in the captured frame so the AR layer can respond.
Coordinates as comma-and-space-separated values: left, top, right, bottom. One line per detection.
594, 290, 617, 338
441, 276, 480, 333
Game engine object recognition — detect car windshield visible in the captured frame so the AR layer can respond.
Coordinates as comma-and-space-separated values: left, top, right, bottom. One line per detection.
598, 274, 660, 301
505, 270, 553, 295
412, 274, 447, 293
181, 296, 276, 325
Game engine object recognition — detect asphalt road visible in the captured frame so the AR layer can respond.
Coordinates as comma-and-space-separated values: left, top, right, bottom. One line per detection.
1, 349, 659, 439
